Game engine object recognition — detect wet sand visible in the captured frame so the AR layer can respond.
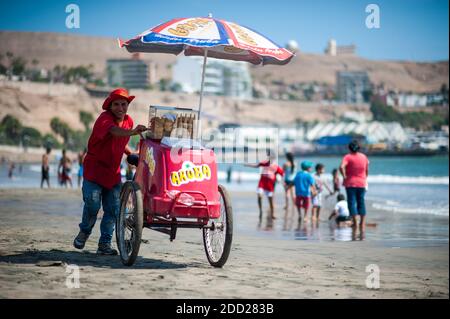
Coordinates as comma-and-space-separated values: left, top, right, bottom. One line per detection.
0, 188, 448, 298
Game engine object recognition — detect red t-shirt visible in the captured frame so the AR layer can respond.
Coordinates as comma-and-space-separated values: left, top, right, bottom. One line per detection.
341, 152, 369, 188
257, 161, 284, 192
83, 111, 134, 189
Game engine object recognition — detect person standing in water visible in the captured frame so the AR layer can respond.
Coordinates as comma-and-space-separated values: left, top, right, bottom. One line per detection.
7, 162, 15, 179
246, 150, 284, 226
282, 152, 296, 210
326, 168, 342, 199
340, 140, 369, 238
292, 161, 317, 226
41, 147, 51, 188
226, 166, 232, 184
311, 163, 332, 223
58, 149, 73, 188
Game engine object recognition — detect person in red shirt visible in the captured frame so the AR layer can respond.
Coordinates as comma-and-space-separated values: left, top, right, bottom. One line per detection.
73, 88, 147, 255
339, 140, 369, 237
246, 150, 284, 226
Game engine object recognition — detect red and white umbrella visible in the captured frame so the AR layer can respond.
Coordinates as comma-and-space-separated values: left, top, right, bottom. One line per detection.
119, 15, 295, 134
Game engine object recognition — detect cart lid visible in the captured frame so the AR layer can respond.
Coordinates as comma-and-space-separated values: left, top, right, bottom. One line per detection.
161, 137, 205, 149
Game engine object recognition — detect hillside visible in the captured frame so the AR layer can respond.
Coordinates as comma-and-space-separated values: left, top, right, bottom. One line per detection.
0, 31, 175, 80
0, 31, 448, 92
0, 81, 370, 135
251, 53, 449, 93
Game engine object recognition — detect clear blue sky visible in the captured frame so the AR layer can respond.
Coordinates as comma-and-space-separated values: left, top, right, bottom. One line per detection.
1, 0, 448, 61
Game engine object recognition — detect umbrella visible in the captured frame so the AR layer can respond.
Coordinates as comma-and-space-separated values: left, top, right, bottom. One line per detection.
119, 14, 294, 136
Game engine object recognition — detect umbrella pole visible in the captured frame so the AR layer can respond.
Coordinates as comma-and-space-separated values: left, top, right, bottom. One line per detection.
197, 49, 208, 141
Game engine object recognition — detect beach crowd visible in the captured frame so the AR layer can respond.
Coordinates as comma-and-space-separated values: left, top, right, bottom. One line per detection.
248, 140, 370, 238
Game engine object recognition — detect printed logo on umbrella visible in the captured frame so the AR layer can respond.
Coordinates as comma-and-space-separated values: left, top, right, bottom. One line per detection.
168, 18, 212, 37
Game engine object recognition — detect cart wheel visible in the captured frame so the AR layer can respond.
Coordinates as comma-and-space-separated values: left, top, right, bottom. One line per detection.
116, 181, 143, 266
203, 184, 233, 267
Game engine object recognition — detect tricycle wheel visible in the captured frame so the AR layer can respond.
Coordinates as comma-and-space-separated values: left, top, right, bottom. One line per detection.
116, 181, 143, 266
203, 184, 233, 267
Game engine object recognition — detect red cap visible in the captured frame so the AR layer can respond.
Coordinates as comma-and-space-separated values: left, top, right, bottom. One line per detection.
102, 88, 135, 110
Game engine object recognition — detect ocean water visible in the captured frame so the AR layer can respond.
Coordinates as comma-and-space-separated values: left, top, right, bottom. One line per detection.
1, 156, 449, 218
214, 155, 448, 247
217, 155, 449, 217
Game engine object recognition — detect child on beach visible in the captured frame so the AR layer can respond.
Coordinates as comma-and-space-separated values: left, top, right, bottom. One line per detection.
58, 149, 73, 188
328, 194, 352, 227
292, 161, 317, 225
246, 150, 284, 226
282, 152, 296, 210
326, 168, 341, 199
311, 163, 332, 222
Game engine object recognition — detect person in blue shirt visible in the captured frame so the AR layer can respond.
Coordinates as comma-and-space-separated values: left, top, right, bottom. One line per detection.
292, 161, 317, 226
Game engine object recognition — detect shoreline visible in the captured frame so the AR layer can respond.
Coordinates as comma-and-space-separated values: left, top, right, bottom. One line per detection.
0, 188, 448, 298
0, 147, 78, 164
1, 146, 449, 165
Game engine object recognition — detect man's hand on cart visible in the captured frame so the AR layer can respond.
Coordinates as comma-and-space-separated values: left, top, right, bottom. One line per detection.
110, 125, 147, 137
132, 125, 148, 136
133, 125, 148, 141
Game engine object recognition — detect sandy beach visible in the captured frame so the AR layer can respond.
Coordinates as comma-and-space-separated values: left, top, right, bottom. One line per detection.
0, 188, 448, 299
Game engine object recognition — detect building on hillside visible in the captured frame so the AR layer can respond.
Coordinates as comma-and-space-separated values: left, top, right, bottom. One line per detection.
212, 121, 408, 156
325, 39, 356, 56
172, 56, 252, 99
379, 91, 444, 108
386, 93, 427, 108
304, 121, 408, 144
336, 71, 371, 104
107, 54, 152, 89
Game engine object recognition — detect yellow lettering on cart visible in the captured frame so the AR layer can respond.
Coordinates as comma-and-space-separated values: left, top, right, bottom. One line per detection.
178, 170, 188, 183
169, 161, 212, 186
168, 18, 212, 37
186, 168, 195, 180
145, 147, 155, 175
193, 166, 203, 179
170, 172, 181, 186
202, 164, 211, 179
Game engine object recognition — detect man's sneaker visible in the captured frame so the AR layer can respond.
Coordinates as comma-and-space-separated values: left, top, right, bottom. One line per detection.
73, 231, 89, 249
97, 243, 118, 255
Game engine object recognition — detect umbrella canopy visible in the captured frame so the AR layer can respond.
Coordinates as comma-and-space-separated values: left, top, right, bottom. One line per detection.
119, 16, 294, 65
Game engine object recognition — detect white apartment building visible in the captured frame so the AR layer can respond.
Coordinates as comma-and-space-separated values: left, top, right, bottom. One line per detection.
172, 56, 252, 99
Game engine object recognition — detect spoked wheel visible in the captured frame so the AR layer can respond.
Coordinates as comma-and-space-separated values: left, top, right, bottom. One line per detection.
116, 181, 143, 266
203, 184, 233, 267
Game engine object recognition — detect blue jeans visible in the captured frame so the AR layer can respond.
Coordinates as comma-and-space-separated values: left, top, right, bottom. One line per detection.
79, 179, 121, 245
346, 187, 366, 216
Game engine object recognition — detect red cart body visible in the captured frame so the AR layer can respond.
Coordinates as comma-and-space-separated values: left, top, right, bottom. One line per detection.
134, 138, 221, 224
116, 106, 232, 268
